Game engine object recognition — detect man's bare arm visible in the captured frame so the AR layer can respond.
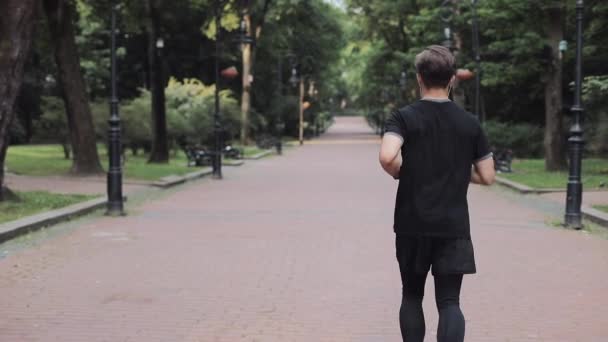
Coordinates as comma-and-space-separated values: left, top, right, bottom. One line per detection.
379, 133, 403, 179
471, 157, 496, 185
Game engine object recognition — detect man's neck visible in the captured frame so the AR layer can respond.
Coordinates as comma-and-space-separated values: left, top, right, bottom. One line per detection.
421, 88, 449, 100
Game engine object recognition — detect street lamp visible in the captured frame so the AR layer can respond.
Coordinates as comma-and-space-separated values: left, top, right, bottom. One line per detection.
287, 59, 306, 145
275, 53, 296, 155
107, 1, 124, 216
440, 0, 454, 50
565, 0, 585, 229
212, 0, 227, 179
212, 0, 253, 179
471, 0, 481, 122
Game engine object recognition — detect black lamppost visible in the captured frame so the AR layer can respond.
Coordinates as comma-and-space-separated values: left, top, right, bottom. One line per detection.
275, 53, 296, 155
212, 0, 224, 179
565, 0, 585, 229
287, 60, 306, 145
471, 0, 481, 122
440, 0, 453, 50
106, 1, 124, 216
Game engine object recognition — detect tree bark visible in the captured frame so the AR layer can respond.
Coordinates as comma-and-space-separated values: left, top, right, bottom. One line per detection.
240, 0, 272, 146
0, 0, 37, 200
240, 12, 253, 146
450, 0, 466, 109
146, 0, 169, 163
544, 6, 567, 171
44, 0, 103, 174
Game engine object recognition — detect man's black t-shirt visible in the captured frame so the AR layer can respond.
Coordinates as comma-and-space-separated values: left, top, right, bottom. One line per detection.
384, 99, 492, 238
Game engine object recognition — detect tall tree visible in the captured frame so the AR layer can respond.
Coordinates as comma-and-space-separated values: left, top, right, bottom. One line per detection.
543, 2, 566, 170
0, 0, 38, 200
44, 0, 103, 174
146, 0, 170, 163
240, 0, 272, 146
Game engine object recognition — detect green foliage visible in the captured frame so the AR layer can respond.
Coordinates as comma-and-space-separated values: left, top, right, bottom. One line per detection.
483, 120, 543, 158
344, 0, 608, 127
252, 0, 345, 137
109, 78, 241, 150
165, 77, 241, 145
582, 75, 608, 156
32, 97, 70, 146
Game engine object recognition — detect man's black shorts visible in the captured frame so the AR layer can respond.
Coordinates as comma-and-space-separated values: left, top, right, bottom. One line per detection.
395, 235, 477, 275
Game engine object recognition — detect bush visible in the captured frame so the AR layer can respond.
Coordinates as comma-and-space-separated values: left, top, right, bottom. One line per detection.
582, 75, 608, 157
365, 108, 388, 135
91, 78, 242, 154
483, 120, 543, 158
164, 78, 241, 147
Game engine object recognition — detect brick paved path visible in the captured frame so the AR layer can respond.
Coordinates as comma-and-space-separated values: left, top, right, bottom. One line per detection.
1, 117, 607, 341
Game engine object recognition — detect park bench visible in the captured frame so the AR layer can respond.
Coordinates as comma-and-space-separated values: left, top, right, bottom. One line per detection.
492, 147, 514, 173
182, 145, 213, 167
181, 144, 243, 167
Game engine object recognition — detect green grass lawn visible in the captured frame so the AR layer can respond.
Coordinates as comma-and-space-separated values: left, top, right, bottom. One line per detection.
5, 144, 272, 181
594, 205, 608, 213
6, 144, 195, 181
500, 158, 608, 189
0, 191, 95, 224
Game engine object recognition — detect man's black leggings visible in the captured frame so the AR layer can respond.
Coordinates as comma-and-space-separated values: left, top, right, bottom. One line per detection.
400, 270, 465, 342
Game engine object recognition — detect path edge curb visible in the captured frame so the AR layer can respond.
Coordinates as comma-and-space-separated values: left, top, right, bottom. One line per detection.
582, 206, 608, 228
243, 150, 275, 160
0, 197, 107, 244
495, 176, 564, 194
152, 168, 213, 188
496, 177, 608, 228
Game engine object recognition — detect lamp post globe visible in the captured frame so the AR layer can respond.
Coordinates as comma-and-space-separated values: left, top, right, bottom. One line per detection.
440, 0, 453, 49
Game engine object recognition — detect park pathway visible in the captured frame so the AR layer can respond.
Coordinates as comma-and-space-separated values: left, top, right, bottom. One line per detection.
1, 117, 607, 341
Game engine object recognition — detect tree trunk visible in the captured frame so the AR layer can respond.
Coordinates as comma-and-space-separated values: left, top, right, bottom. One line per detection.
299, 78, 305, 145
240, 12, 253, 146
240, 0, 272, 146
146, 0, 169, 163
450, 0, 466, 109
0, 0, 37, 200
544, 6, 567, 171
44, 0, 103, 174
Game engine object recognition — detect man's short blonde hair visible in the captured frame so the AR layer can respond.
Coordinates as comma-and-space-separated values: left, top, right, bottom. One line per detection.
415, 45, 456, 89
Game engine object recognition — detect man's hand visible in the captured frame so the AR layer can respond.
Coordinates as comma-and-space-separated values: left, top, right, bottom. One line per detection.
379, 133, 404, 179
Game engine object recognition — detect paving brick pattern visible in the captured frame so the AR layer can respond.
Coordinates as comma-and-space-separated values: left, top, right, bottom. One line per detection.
1, 117, 607, 341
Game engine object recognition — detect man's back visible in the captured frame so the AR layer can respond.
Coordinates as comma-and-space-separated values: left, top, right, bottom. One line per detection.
385, 99, 490, 237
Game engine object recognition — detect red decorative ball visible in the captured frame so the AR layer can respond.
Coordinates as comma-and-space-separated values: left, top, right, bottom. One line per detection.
456, 68, 474, 81
220, 66, 239, 79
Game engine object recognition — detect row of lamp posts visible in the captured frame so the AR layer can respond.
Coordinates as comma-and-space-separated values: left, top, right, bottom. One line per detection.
106, 0, 254, 214
439, 0, 586, 229
108, 0, 586, 227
